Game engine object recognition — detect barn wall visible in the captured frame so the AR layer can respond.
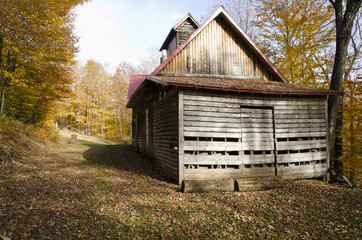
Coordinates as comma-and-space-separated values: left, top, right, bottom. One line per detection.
160, 16, 276, 81
152, 88, 179, 181
132, 103, 145, 153
182, 90, 328, 180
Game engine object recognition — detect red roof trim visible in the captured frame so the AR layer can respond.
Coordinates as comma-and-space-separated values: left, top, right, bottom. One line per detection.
151, 6, 289, 83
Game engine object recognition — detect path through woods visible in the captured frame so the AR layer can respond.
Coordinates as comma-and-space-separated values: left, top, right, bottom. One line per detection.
0, 134, 361, 239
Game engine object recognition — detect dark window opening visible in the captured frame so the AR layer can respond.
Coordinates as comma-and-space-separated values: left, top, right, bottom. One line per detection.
227, 138, 239, 142
277, 150, 288, 155
213, 137, 225, 142
228, 151, 239, 156
228, 165, 240, 169
289, 150, 298, 154
199, 137, 212, 142
184, 151, 195, 155
244, 150, 251, 155
277, 138, 288, 142
185, 136, 197, 141
254, 151, 263, 155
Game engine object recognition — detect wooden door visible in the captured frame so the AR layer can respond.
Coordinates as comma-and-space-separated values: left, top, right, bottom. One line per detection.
240, 106, 276, 177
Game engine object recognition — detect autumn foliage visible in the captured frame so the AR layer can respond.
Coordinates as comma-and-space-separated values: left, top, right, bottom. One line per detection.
0, 0, 87, 122
54, 61, 136, 142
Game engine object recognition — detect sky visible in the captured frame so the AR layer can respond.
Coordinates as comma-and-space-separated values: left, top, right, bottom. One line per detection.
74, 0, 215, 72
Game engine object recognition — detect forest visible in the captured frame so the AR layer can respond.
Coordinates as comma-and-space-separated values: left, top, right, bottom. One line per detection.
0, 0, 361, 239
0, 0, 361, 183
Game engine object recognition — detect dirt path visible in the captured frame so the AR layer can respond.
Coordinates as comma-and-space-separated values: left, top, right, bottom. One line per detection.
0, 136, 361, 239
58, 129, 111, 145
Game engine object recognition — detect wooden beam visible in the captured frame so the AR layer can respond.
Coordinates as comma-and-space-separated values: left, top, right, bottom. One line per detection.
181, 179, 235, 193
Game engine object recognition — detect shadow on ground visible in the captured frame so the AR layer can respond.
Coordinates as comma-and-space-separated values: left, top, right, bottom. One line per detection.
83, 144, 175, 184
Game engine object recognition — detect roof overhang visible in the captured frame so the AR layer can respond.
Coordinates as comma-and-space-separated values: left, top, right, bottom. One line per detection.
147, 76, 343, 96
126, 75, 343, 108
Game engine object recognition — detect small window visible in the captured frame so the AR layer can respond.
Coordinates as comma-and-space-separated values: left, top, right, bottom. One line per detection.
233, 64, 243, 75
228, 151, 239, 156
227, 138, 239, 142
213, 137, 225, 142
199, 137, 211, 142
227, 165, 239, 169
185, 136, 197, 141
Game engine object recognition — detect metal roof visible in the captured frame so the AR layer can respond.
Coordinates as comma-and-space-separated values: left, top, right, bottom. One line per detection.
127, 75, 146, 103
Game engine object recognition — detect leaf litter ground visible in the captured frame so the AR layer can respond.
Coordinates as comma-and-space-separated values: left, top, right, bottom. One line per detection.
0, 135, 361, 239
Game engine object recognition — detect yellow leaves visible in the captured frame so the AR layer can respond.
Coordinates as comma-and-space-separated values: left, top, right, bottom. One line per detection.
256, 0, 335, 86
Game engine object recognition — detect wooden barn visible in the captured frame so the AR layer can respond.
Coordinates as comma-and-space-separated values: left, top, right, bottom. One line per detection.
126, 7, 342, 192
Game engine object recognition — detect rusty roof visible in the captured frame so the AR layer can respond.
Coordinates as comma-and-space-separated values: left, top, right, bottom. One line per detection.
146, 76, 343, 95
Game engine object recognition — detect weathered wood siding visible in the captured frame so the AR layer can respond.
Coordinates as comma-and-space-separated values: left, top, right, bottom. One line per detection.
182, 90, 328, 180
176, 19, 198, 47
160, 16, 275, 81
132, 104, 145, 153
153, 88, 179, 181
165, 19, 198, 57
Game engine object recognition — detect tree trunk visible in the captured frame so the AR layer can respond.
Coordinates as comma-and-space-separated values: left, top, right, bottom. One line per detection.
0, 49, 12, 116
328, 0, 361, 176
333, 102, 343, 176
0, 80, 7, 115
